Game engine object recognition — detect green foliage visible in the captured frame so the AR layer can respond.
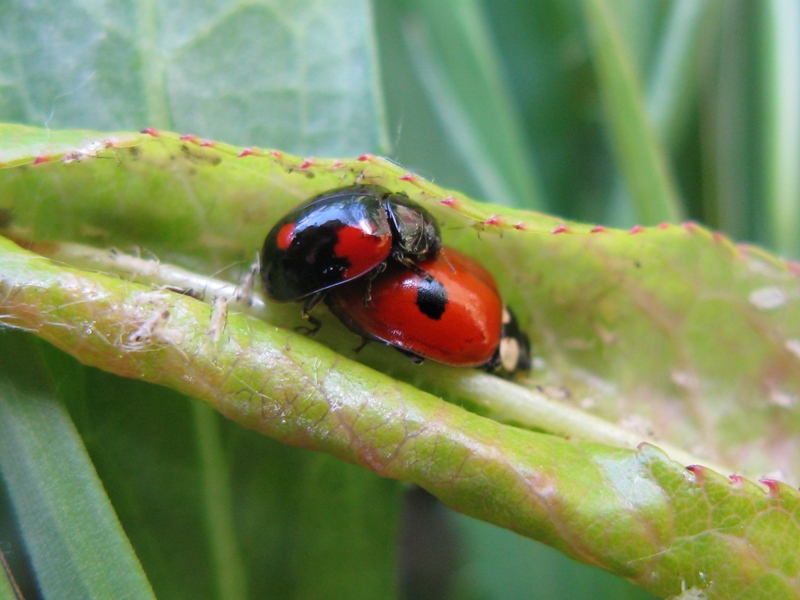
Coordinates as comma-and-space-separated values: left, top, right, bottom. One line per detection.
1, 1, 799, 599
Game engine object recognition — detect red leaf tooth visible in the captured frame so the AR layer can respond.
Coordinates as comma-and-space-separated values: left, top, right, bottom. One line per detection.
759, 478, 781, 497
686, 464, 705, 484
590, 225, 605, 233
141, 128, 160, 136
552, 225, 568, 234
628, 225, 644, 235
439, 196, 459, 208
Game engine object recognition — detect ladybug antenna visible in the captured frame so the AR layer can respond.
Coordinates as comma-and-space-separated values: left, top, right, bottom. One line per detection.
410, 262, 436, 281
440, 247, 456, 274
440, 222, 471, 234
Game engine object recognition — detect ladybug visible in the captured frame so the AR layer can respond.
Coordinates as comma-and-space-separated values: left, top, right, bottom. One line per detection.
326, 249, 531, 375
260, 185, 441, 313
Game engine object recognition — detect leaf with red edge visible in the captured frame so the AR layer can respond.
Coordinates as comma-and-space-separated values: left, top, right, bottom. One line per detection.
2, 125, 800, 598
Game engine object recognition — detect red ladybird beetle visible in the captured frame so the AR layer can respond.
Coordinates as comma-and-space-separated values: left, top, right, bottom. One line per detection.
326, 249, 531, 375
260, 185, 441, 314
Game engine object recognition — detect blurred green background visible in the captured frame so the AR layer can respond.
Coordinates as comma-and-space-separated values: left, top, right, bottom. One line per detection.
1, 0, 797, 598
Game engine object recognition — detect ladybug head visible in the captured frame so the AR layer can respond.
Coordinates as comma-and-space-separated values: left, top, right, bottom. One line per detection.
384, 195, 442, 261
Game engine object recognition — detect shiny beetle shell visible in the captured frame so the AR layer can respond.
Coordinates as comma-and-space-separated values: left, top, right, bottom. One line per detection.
327, 249, 530, 374
260, 185, 441, 302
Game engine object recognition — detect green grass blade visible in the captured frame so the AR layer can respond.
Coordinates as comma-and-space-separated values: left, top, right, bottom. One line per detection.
191, 403, 248, 600
704, 3, 759, 241
761, 0, 800, 257
0, 549, 24, 600
647, 0, 721, 150
604, 0, 719, 229
400, 0, 545, 209
0, 336, 155, 600
582, 0, 684, 224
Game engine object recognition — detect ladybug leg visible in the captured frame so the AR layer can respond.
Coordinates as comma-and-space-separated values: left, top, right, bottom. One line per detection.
363, 279, 373, 305
296, 292, 325, 335
295, 313, 322, 336
302, 291, 325, 315
352, 338, 371, 353
394, 346, 425, 365
361, 262, 387, 305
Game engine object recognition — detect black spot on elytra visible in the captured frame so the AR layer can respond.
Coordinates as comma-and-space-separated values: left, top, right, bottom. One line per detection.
416, 277, 447, 320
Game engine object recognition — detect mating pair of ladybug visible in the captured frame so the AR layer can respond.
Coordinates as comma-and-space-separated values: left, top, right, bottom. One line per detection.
259, 185, 530, 375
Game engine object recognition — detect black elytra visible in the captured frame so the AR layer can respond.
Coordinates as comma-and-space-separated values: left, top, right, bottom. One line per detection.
260, 185, 442, 303
272, 219, 352, 297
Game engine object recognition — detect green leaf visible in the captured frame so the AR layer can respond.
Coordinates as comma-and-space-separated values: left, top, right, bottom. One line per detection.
0, 1, 383, 156
2, 125, 800, 598
4, 125, 799, 475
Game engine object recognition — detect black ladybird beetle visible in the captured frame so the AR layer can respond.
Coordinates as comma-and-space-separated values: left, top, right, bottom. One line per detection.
260, 185, 442, 315
326, 248, 531, 375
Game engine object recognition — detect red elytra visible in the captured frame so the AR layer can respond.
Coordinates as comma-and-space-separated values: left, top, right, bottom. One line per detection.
327, 249, 504, 367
